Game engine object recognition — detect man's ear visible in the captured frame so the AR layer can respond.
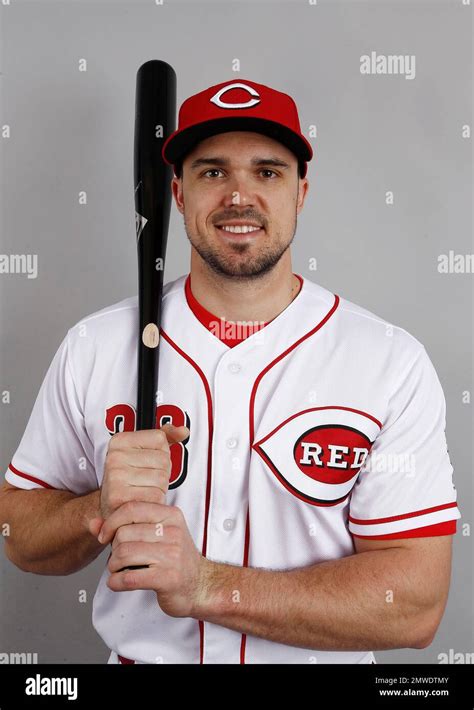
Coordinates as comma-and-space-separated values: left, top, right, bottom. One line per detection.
296, 178, 309, 215
172, 176, 184, 215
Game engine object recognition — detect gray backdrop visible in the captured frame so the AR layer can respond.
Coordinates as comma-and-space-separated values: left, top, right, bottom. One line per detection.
0, 0, 472, 664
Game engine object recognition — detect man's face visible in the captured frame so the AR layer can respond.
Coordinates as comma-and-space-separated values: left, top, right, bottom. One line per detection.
172, 131, 308, 279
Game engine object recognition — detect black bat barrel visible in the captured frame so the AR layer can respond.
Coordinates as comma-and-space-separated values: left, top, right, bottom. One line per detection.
134, 60, 176, 431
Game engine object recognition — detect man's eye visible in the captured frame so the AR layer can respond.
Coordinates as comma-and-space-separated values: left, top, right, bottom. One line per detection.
260, 169, 277, 178
203, 169, 224, 178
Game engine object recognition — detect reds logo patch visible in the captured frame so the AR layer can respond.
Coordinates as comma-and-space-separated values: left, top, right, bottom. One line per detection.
209, 82, 260, 110
253, 407, 382, 506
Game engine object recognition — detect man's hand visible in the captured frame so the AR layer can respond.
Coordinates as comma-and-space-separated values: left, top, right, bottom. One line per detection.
97, 500, 212, 618
88, 423, 212, 617
100, 424, 189, 519
88, 423, 188, 538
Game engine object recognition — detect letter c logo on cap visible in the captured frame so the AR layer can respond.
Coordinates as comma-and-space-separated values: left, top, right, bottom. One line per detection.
210, 82, 260, 109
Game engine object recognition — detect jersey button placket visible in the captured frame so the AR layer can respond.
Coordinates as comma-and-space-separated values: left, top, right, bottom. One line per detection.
204, 355, 249, 663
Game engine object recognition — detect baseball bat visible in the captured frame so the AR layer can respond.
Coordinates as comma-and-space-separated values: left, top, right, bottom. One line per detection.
124, 60, 176, 572
135, 60, 176, 431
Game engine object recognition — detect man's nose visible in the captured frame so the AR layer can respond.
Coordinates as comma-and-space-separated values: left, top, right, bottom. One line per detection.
222, 175, 255, 207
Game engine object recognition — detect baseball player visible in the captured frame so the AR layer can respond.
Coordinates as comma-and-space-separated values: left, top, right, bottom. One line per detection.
1, 79, 461, 664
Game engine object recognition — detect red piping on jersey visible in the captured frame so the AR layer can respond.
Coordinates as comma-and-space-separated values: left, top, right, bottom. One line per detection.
160, 327, 213, 665
7, 463, 55, 489
352, 520, 457, 540
239, 506, 251, 664
349, 501, 458, 525
240, 292, 341, 663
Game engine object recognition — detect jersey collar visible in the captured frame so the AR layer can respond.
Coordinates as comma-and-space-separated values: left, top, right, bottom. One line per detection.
184, 273, 303, 348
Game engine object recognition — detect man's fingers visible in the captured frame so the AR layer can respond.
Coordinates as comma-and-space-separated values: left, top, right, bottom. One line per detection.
98, 502, 178, 545
99, 480, 168, 522
108, 541, 171, 573
89, 516, 105, 539
110, 522, 171, 550
106, 566, 159, 593
101, 426, 190, 522
105, 447, 172, 473
108, 425, 189, 453
114, 483, 168, 508
160, 423, 190, 445
103, 466, 170, 491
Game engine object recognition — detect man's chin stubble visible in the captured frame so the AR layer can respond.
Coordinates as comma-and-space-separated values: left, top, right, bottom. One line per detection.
188, 238, 293, 279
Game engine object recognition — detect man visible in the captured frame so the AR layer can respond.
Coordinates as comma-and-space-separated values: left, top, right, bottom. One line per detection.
1, 79, 461, 664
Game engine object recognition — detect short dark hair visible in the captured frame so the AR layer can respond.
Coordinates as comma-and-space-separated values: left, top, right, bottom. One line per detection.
173, 158, 305, 180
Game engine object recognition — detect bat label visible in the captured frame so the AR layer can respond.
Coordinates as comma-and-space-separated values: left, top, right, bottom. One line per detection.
135, 211, 148, 241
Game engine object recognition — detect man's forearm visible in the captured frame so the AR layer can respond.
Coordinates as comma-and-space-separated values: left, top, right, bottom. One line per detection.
1, 488, 105, 575
193, 547, 438, 652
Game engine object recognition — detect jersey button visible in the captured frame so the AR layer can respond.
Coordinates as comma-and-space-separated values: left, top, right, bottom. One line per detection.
223, 518, 235, 531
228, 362, 241, 374
226, 437, 238, 449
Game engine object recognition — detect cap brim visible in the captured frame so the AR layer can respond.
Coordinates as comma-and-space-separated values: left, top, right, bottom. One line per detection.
163, 117, 313, 168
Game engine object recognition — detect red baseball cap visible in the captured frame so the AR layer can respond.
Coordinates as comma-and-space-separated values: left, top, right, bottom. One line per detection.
162, 79, 313, 178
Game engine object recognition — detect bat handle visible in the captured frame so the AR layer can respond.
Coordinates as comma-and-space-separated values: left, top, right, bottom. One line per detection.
119, 328, 160, 570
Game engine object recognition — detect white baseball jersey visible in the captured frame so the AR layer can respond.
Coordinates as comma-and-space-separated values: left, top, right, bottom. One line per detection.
5, 273, 461, 664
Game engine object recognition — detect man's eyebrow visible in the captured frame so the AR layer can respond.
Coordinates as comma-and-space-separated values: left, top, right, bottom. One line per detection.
251, 157, 290, 169
189, 156, 291, 170
190, 157, 229, 170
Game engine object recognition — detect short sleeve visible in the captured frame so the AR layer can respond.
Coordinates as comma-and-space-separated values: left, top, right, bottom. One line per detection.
5, 331, 97, 494
349, 344, 461, 539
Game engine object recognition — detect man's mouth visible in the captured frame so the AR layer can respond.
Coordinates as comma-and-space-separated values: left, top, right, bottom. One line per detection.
214, 221, 264, 235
